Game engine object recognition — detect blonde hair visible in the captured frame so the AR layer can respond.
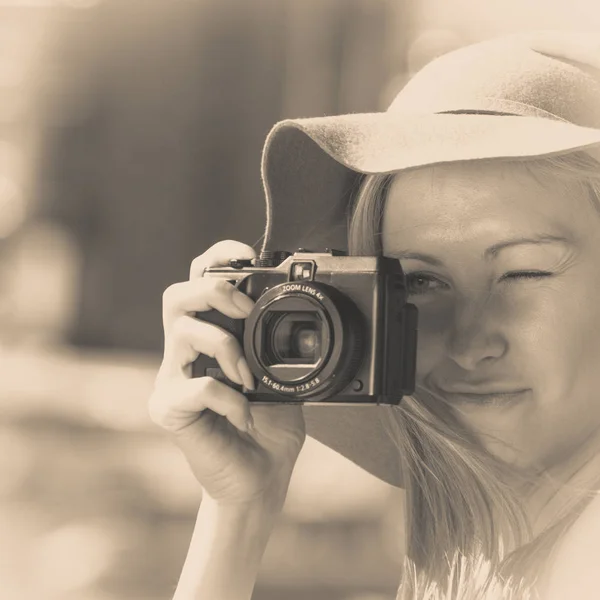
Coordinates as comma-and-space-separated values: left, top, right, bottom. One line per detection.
347, 151, 600, 596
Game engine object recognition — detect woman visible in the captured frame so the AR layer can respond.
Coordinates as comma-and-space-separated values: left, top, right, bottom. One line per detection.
150, 32, 600, 599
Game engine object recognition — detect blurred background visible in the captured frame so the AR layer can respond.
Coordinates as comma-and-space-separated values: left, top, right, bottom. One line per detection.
0, 1, 599, 599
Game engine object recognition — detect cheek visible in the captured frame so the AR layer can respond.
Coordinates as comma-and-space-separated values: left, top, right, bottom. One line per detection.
520, 277, 600, 386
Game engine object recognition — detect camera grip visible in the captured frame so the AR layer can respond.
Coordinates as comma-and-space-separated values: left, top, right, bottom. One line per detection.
191, 309, 245, 389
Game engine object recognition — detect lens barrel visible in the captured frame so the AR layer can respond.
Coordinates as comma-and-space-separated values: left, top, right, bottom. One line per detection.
243, 281, 365, 401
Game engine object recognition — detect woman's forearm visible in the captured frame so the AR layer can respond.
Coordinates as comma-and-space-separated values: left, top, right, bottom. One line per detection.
172, 494, 281, 600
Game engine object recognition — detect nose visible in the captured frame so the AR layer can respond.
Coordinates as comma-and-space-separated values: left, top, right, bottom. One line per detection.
445, 293, 508, 371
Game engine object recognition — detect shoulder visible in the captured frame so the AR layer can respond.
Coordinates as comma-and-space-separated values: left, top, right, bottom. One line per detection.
542, 493, 600, 599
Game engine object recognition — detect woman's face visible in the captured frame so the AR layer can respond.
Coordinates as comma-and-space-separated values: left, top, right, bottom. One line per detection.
382, 160, 600, 473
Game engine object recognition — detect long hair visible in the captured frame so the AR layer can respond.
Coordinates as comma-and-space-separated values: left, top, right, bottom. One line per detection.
347, 151, 600, 597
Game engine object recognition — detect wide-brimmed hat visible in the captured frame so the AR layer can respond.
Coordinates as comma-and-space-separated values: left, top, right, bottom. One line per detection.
259, 31, 600, 487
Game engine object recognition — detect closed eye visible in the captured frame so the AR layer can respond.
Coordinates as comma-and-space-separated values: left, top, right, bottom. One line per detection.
500, 271, 553, 282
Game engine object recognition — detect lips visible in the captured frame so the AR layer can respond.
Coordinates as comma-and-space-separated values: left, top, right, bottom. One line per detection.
441, 387, 529, 395
440, 389, 530, 406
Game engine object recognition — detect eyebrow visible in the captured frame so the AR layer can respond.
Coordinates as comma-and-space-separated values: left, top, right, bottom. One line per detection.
393, 235, 572, 265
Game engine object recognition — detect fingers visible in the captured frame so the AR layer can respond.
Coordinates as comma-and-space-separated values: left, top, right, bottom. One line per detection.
149, 376, 253, 434
162, 278, 255, 333
189, 240, 257, 279
154, 240, 259, 435
160, 315, 254, 389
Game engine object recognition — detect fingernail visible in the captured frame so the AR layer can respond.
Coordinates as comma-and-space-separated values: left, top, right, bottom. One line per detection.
237, 356, 255, 390
246, 414, 255, 432
225, 365, 243, 386
232, 291, 255, 316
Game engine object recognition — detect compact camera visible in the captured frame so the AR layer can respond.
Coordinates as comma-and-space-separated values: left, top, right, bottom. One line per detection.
192, 249, 418, 405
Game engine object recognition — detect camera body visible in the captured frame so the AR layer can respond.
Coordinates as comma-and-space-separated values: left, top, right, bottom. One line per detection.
192, 249, 418, 405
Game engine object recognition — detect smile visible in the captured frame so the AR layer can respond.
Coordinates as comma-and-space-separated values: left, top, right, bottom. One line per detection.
442, 390, 530, 406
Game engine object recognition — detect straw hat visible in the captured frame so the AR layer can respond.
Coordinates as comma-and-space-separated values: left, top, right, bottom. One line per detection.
259, 31, 600, 486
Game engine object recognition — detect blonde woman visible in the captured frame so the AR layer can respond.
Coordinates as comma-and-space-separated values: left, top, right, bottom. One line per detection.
150, 32, 600, 599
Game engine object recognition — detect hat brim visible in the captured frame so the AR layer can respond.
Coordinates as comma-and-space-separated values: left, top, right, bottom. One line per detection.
260, 112, 600, 487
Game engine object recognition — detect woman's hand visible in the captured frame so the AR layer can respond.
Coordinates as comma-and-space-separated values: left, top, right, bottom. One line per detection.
149, 240, 306, 510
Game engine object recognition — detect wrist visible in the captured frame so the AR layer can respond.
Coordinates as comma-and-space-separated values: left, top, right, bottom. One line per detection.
173, 493, 282, 600
205, 469, 293, 516
201, 491, 284, 526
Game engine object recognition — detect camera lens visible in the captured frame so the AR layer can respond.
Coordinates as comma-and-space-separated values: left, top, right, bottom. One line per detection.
243, 279, 365, 400
267, 312, 322, 365
292, 324, 320, 359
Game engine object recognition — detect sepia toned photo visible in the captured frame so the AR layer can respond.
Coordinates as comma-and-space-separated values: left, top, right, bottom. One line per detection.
1, 2, 600, 599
